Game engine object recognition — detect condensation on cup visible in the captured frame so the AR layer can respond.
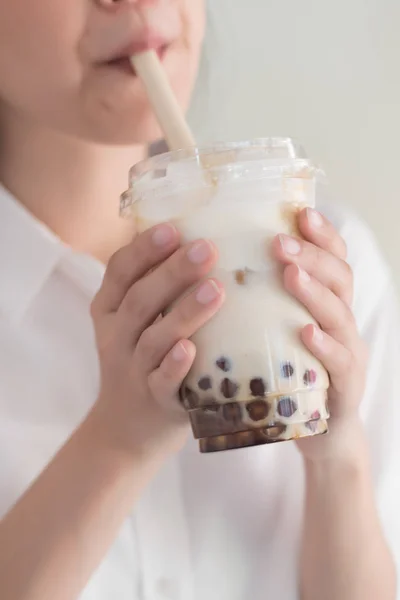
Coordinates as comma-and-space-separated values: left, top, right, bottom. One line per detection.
121, 138, 330, 453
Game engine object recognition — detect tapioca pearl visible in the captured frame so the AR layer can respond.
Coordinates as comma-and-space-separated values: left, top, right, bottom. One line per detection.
216, 357, 232, 372
220, 378, 239, 399
277, 396, 298, 418
306, 422, 318, 433
246, 400, 270, 421
200, 435, 227, 453
303, 369, 317, 386
222, 402, 242, 422
234, 268, 253, 285
234, 270, 246, 285
180, 386, 200, 409
231, 431, 256, 449
281, 362, 295, 378
203, 398, 219, 412
204, 405, 219, 413
250, 378, 267, 397
305, 410, 321, 433
263, 423, 287, 439
198, 376, 212, 391
306, 421, 319, 433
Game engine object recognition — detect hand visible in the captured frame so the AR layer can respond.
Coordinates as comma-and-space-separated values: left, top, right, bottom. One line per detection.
272, 208, 368, 462
90, 223, 224, 460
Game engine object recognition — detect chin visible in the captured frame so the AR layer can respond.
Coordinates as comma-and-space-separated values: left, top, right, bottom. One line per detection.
81, 112, 165, 146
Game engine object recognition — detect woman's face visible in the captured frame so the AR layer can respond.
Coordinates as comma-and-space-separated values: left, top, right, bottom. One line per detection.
0, 0, 205, 144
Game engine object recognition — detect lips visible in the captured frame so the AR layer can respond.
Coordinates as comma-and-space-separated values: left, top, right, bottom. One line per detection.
105, 33, 166, 59
106, 38, 168, 65
93, 30, 171, 78
103, 41, 169, 75
86, 5, 181, 73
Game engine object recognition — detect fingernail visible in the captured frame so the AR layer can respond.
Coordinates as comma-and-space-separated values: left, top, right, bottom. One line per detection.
312, 326, 324, 344
307, 208, 323, 228
172, 341, 189, 362
196, 279, 220, 304
297, 265, 311, 283
152, 223, 176, 247
279, 234, 301, 255
187, 240, 213, 264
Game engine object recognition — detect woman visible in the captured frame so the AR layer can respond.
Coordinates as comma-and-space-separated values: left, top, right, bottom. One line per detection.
0, 1, 398, 599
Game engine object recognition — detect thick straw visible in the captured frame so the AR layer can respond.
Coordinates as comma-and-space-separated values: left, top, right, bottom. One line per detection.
130, 50, 196, 151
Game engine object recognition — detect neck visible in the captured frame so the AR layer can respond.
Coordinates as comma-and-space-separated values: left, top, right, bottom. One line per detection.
0, 114, 148, 263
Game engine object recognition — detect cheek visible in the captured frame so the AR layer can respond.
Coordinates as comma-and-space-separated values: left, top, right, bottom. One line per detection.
180, 0, 206, 79
184, 0, 206, 49
0, 1, 84, 105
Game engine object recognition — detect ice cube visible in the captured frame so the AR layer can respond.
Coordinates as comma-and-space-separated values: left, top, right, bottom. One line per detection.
166, 156, 207, 189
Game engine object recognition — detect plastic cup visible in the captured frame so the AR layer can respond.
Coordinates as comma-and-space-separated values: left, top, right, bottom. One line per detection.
121, 138, 330, 453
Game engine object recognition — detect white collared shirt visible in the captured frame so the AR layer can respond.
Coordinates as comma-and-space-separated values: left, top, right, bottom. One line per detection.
1, 183, 400, 600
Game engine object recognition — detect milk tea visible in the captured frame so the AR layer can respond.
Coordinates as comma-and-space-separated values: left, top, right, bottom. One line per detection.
121, 139, 330, 453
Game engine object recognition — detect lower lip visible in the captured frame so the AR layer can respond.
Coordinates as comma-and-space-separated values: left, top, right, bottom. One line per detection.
106, 45, 169, 76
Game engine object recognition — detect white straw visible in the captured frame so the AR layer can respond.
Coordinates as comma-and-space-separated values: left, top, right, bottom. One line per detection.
130, 50, 196, 151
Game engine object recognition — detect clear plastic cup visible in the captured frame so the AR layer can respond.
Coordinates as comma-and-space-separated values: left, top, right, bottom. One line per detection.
121, 138, 330, 453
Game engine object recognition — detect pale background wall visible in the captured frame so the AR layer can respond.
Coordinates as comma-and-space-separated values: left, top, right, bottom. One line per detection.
189, 0, 400, 285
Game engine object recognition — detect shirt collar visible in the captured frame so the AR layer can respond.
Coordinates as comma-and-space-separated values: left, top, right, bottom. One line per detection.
0, 140, 166, 321
0, 184, 67, 322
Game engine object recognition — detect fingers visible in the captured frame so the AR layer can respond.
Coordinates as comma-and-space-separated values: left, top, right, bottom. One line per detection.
273, 233, 353, 306
137, 278, 225, 372
92, 223, 180, 317
301, 324, 352, 380
283, 264, 358, 349
297, 208, 348, 260
301, 325, 367, 415
117, 239, 218, 345
148, 340, 196, 409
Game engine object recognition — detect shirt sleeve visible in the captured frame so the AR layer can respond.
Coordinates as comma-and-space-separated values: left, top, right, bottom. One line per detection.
344, 214, 400, 576
360, 280, 400, 574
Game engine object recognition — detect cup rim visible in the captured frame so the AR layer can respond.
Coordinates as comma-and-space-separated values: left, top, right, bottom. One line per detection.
129, 137, 307, 182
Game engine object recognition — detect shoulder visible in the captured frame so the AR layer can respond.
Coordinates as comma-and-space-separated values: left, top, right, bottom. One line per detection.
319, 202, 393, 329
